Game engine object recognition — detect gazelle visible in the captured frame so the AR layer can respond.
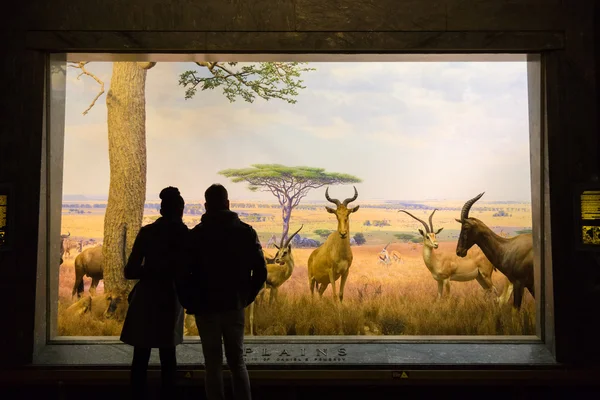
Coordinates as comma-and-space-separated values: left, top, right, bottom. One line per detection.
249, 225, 303, 335
378, 242, 403, 265
308, 186, 359, 302
399, 209, 497, 299
455, 192, 533, 309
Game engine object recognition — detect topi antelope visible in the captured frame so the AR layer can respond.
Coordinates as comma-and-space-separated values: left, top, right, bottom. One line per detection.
249, 225, 303, 336
399, 208, 497, 299
455, 192, 533, 309
308, 186, 359, 302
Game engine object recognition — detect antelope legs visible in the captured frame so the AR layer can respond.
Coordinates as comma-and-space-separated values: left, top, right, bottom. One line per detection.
248, 302, 255, 336
309, 277, 317, 298
436, 280, 450, 299
475, 272, 498, 297
513, 282, 525, 310
90, 278, 100, 296
497, 282, 514, 305
72, 275, 84, 299
339, 269, 349, 302
328, 269, 339, 302
317, 282, 329, 297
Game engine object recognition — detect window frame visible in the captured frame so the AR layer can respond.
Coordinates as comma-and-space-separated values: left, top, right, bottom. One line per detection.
33, 52, 556, 367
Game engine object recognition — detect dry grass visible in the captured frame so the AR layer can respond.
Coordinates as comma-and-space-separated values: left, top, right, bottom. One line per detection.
58, 202, 534, 336
57, 243, 535, 337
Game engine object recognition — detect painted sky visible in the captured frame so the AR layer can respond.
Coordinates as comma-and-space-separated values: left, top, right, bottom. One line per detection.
63, 61, 531, 203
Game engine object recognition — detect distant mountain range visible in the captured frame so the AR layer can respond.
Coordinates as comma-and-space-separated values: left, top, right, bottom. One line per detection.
63, 194, 104, 201
63, 194, 531, 204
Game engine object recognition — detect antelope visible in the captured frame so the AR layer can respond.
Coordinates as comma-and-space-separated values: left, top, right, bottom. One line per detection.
378, 242, 403, 265
308, 186, 359, 302
399, 209, 497, 299
249, 225, 303, 335
455, 192, 534, 309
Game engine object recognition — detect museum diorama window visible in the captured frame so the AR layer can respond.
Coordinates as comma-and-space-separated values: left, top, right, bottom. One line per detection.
35, 53, 553, 365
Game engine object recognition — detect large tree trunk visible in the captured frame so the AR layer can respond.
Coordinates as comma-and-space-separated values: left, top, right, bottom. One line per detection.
102, 62, 147, 298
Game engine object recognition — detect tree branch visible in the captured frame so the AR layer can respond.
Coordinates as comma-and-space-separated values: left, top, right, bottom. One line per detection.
137, 62, 157, 70
68, 61, 105, 115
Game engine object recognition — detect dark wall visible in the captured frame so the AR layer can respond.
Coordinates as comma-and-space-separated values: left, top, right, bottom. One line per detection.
1, 7, 45, 366
1, 0, 598, 366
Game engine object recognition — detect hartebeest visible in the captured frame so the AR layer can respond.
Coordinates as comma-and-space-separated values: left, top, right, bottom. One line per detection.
308, 186, 359, 302
455, 192, 534, 309
249, 225, 303, 335
399, 209, 497, 299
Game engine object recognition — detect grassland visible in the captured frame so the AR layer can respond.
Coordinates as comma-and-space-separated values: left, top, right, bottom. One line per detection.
57, 200, 535, 337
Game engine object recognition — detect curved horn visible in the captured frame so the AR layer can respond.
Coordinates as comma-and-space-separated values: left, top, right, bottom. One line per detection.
284, 225, 304, 248
325, 187, 341, 206
398, 210, 430, 233
342, 186, 359, 206
460, 192, 485, 221
428, 209, 437, 233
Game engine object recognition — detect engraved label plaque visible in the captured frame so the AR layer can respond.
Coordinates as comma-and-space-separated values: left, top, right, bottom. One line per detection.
242, 345, 350, 364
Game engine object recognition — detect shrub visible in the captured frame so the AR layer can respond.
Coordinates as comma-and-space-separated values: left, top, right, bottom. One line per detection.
353, 232, 366, 245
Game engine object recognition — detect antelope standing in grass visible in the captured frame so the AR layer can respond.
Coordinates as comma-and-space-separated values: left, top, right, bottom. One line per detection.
308, 186, 359, 302
249, 225, 303, 335
399, 209, 497, 299
455, 192, 533, 309
378, 242, 403, 265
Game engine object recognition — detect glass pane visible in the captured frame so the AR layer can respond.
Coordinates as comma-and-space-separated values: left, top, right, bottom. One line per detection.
55, 59, 536, 338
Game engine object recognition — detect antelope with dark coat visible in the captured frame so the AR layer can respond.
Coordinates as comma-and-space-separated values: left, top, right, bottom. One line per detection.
455, 192, 534, 309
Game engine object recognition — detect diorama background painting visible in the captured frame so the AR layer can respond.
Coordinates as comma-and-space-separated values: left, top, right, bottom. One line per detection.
58, 61, 535, 337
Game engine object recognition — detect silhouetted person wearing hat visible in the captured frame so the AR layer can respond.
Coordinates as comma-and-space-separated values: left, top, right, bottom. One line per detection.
121, 186, 189, 400
181, 184, 267, 400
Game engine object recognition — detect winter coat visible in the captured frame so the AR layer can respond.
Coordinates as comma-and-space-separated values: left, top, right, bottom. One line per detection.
120, 217, 189, 348
181, 210, 267, 314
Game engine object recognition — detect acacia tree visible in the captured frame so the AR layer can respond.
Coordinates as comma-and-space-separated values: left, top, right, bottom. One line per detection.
219, 165, 361, 243
71, 61, 313, 301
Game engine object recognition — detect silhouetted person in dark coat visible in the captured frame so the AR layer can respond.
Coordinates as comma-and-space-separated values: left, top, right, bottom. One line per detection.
121, 186, 189, 400
185, 183, 267, 400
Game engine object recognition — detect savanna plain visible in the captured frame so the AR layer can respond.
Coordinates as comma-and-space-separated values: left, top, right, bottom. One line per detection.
57, 200, 535, 337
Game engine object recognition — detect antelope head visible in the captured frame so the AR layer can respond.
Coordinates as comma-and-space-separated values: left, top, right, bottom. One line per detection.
325, 186, 360, 239
60, 232, 71, 239
455, 192, 485, 257
398, 209, 443, 249
273, 225, 303, 266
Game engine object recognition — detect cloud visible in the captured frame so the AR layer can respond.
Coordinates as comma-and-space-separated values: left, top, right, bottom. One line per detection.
301, 117, 354, 139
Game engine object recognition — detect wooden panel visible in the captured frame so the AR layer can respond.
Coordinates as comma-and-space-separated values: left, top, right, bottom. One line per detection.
26, 0, 295, 31
207, 31, 563, 52
26, 31, 208, 52
447, 0, 563, 31
26, 31, 564, 52
295, 0, 446, 31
